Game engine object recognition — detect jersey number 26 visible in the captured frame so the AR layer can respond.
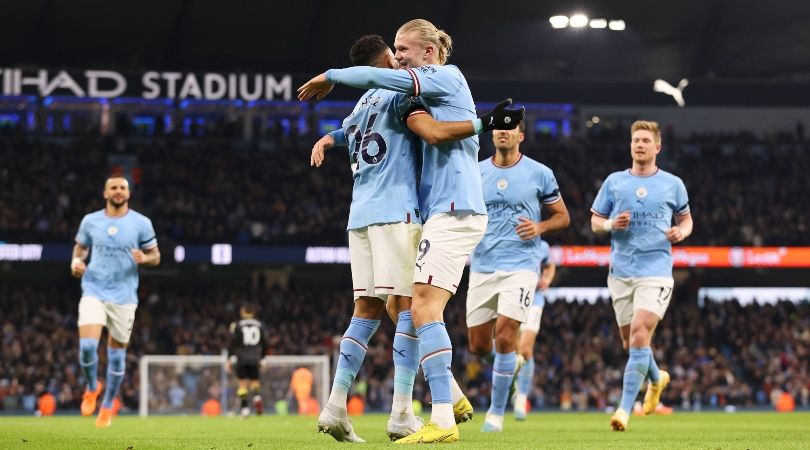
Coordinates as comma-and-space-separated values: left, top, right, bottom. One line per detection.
347, 113, 387, 171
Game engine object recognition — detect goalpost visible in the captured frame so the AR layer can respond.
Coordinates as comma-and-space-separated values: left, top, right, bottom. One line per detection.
139, 353, 330, 417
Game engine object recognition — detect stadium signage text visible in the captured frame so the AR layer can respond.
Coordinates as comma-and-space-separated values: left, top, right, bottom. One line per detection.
0, 68, 293, 101
2, 244, 809, 267
0, 244, 43, 261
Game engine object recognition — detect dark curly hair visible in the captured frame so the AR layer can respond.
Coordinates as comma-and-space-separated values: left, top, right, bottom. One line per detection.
350, 34, 389, 66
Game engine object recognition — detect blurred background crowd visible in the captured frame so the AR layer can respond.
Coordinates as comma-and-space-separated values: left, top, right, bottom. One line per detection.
2, 279, 807, 414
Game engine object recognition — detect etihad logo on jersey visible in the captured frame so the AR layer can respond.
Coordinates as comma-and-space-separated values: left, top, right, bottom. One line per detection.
630, 209, 668, 227
632, 210, 666, 220
92, 244, 133, 258
486, 201, 526, 220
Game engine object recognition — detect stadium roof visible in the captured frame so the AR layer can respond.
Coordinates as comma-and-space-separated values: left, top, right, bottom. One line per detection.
2, 0, 810, 82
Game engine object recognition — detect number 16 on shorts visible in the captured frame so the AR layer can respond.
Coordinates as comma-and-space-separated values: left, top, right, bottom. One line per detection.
465, 271, 539, 327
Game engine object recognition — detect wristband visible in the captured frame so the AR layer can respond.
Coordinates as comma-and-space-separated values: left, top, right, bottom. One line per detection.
602, 219, 614, 232
472, 118, 484, 135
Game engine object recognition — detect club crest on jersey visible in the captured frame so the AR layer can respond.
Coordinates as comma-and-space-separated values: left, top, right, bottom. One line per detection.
107, 226, 118, 236
635, 187, 648, 198
497, 179, 509, 190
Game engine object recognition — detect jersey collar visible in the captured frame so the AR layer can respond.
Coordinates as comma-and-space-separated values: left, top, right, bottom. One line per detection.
627, 167, 659, 178
491, 153, 523, 169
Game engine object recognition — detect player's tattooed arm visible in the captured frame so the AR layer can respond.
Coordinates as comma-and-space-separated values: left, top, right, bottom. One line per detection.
132, 246, 161, 267
517, 198, 570, 240
70, 243, 89, 278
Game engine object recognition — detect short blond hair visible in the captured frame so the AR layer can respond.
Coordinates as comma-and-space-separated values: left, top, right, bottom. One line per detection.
396, 19, 453, 65
631, 120, 661, 145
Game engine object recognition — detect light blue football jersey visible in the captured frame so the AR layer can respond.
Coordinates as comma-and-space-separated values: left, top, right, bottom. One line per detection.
330, 89, 422, 230
327, 65, 485, 219
471, 155, 560, 273
591, 168, 690, 277
531, 240, 551, 308
75, 209, 157, 305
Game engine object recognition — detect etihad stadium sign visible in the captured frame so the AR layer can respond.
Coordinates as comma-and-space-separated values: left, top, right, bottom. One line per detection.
0, 68, 293, 101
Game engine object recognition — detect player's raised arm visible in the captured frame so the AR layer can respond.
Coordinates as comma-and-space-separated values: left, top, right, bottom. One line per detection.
405, 98, 525, 145
298, 67, 416, 101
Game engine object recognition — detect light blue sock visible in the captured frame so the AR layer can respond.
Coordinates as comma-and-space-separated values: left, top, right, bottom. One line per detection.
648, 350, 660, 383
417, 322, 453, 405
619, 347, 651, 413
79, 338, 99, 391
517, 357, 534, 397
392, 311, 419, 411
101, 347, 126, 409
331, 317, 380, 399
489, 351, 516, 416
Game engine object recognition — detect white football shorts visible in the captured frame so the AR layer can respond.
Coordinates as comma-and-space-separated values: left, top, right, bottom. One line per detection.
77, 296, 138, 344
412, 212, 487, 295
466, 270, 538, 327
607, 276, 674, 327
520, 305, 544, 333
349, 222, 422, 300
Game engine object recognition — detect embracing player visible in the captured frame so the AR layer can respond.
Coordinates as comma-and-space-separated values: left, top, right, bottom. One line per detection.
72, 174, 160, 427
308, 34, 522, 443
301, 19, 526, 443
590, 120, 693, 431
466, 122, 569, 432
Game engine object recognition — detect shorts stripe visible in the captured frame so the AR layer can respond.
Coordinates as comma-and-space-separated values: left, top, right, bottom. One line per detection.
342, 336, 367, 351
375, 285, 395, 289
420, 348, 451, 365
493, 370, 514, 376
427, 275, 433, 285
353, 288, 366, 292
395, 332, 418, 340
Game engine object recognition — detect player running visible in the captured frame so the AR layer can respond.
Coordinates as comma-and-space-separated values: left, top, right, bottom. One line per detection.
227, 302, 267, 418
513, 239, 555, 420
308, 34, 522, 443
466, 123, 569, 432
71, 174, 160, 427
590, 120, 693, 431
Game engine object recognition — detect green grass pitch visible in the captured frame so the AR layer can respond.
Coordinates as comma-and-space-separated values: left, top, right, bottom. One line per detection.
0, 412, 808, 449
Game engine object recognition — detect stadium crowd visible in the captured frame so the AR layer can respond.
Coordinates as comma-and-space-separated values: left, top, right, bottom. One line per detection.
1, 123, 809, 247
1, 279, 807, 414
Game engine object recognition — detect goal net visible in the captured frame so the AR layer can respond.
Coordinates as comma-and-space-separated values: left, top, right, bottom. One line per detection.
138, 353, 330, 417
